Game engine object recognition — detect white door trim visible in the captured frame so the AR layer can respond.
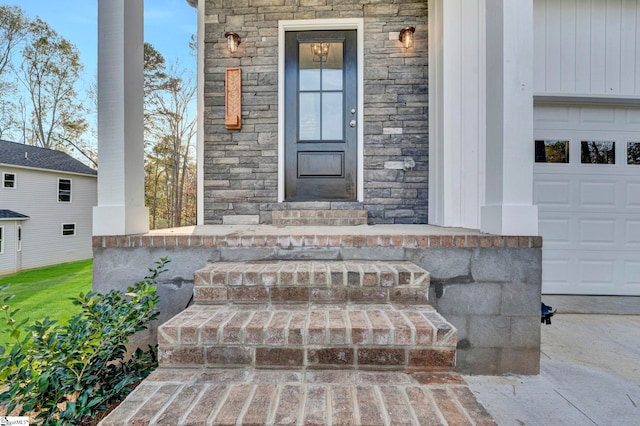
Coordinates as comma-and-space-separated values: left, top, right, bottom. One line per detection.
277, 18, 364, 202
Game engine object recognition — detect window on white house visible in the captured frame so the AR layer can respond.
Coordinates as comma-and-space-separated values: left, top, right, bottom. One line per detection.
0, 227, 4, 254
62, 223, 76, 236
17, 225, 21, 252
58, 178, 71, 202
3, 173, 16, 188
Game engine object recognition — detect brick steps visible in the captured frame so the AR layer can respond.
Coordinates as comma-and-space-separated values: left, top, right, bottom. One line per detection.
193, 260, 430, 305
100, 368, 496, 426
158, 304, 456, 371
103, 260, 471, 424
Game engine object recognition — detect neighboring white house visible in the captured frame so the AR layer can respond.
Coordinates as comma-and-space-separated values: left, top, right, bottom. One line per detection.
0, 140, 97, 275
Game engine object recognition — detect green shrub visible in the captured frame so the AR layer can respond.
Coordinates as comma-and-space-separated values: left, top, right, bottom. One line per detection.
0, 257, 168, 425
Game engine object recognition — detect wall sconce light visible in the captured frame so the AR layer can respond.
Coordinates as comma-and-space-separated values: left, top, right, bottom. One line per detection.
224, 31, 241, 53
399, 26, 415, 49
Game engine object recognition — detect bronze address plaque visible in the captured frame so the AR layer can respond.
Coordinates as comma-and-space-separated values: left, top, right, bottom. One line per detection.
225, 67, 242, 130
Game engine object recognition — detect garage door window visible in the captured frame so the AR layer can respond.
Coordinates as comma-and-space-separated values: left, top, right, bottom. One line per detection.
627, 142, 640, 165
535, 140, 569, 163
580, 141, 615, 164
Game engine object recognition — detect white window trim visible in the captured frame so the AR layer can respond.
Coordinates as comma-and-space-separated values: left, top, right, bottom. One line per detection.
0, 226, 4, 254
3, 172, 16, 189
277, 18, 364, 202
61, 223, 76, 237
16, 224, 21, 252
57, 177, 72, 203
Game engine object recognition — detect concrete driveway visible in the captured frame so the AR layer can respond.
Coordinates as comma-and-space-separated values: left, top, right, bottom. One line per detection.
465, 297, 640, 426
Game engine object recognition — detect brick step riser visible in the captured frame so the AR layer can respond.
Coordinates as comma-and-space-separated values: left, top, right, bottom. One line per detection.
158, 345, 455, 371
194, 286, 429, 304
194, 261, 430, 304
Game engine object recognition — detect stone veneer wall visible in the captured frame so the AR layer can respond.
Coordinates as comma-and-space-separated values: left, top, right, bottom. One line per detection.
93, 233, 542, 375
203, 0, 428, 224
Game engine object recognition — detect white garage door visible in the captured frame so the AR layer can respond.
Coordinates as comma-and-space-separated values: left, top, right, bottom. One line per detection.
534, 104, 640, 295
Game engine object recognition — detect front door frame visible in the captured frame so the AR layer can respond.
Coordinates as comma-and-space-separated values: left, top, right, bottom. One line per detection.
278, 19, 364, 202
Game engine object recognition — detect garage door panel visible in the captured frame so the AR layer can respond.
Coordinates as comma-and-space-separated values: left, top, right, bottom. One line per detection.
627, 109, 640, 125
578, 259, 615, 285
578, 181, 616, 207
626, 183, 640, 206
535, 104, 640, 295
535, 105, 570, 123
579, 106, 616, 124
625, 221, 640, 246
540, 212, 636, 251
624, 261, 640, 285
542, 251, 640, 295
538, 211, 574, 248
538, 218, 571, 244
542, 257, 571, 285
534, 180, 571, 206
534, 173, 632, 211
579, 219, 616, 245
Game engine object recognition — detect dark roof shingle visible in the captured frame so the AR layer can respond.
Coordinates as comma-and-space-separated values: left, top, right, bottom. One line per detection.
0, 209, 29, 220
0, 140, 97, 176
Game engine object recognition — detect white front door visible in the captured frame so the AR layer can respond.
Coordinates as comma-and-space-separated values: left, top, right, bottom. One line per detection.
534, 104, 640, 295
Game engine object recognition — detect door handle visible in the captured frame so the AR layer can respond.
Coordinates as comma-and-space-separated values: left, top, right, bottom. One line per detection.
349, 120, 356, 128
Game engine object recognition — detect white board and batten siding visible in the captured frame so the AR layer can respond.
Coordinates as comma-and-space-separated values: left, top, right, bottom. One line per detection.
534, 0, 640, 98
0, 166, 97, 272
533, 1, 640, 295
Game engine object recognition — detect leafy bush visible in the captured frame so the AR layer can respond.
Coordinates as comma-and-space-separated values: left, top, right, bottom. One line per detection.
0, 257, 168, 425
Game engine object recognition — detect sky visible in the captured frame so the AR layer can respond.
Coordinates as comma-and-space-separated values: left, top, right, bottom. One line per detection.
6, 0, 197, 120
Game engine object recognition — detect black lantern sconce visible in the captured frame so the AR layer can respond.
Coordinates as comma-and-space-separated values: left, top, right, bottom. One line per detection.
399, 26, 415, 49
224, 31, 241, 53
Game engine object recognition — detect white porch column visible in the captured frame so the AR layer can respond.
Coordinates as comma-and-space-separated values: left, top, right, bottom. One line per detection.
428, 0, 485, 229
480, 0, 538, 235
93, 0, 149, 236
193, 0, 205, 225
429, 0, 538, 235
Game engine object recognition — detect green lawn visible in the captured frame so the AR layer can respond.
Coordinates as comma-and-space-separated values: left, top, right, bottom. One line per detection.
0, 259, 93, 347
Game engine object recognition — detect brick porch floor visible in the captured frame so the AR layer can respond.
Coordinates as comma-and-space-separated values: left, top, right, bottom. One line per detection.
99, 368, 497, 425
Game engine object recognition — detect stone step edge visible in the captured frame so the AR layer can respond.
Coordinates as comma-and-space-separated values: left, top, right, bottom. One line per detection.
158, 304, 456, 349
194, 261, 430, 288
